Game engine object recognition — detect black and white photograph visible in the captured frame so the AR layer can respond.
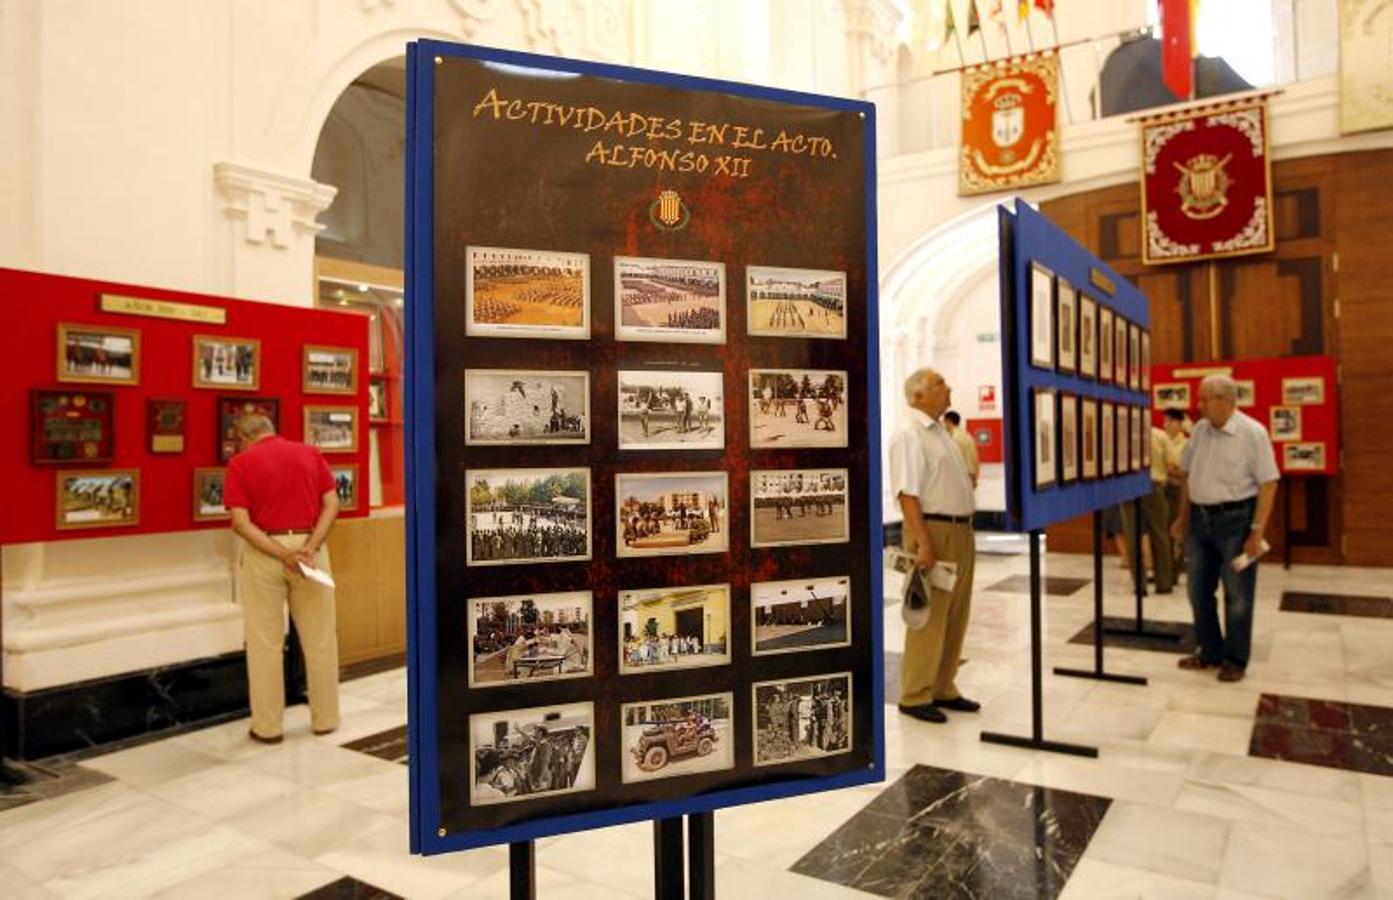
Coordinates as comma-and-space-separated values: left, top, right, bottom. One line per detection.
615, 256, 725, 344
1099, 306, 1115, 385
753, 672, 852, 766
193, 335, 259, 390
1284, 442, 1326, 471
465, 370, 590, 445
1114, 315, 1130, 391
1081, 398, 1098, 480
1033, 388, 1056, 489
57, 324, 140, 385
467, 468, 591, 566
1131, 405, 1144, 471
1101, 401, 1115, 476
1078, 293, 1097, 380
469, 702, 595, 805
368, 376, 388, 421
1153, 382, 1191, 409
1270, 406, 1302, 442
621, 693, 734, 783
192, 468, 227, 522
468, 591, 592, 688
465, 246, 590, 340
303, 405, 358, 453
616, 472, 728, 558
618, 369, 723, 450
1140, 331, 1151, 391
302, 345, 357, 394
749, 369, 848, 449
752, 575, 850, 655
1030, 262, 1055, 369
619, 584, 730, 674
750, 469, 849, 548
1117, 404, 1131, 473
746, 265, 846, 339
1140, 407, 1152, 469
1281, 376, 1325, 406
1128, 324, 1142, 391
1060, 393, 1078, 483
1235, 379, 1256, 407
1057, 277, 1077, 374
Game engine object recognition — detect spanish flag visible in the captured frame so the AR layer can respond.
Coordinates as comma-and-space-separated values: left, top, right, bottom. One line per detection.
1018, 0, 1054, 21
1160, 0, 1200, 99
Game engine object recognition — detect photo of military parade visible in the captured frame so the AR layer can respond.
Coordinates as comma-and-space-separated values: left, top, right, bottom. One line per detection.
749, 369, 848, 448
466, 468, 591, 566
750, 468, 849, 548
752, 576, 850, 655
753, 673, 852, 766
465, 369, 590, 445
616, 471, 728, 558
746, 265, 846, 339
621, 693, 734, 783
617, 369, 723, 450
619, 583, 730, 674
468, 591, 592, 687
615, 256, 725, 344
470, 702, 595, 805
466, 246, 590, 339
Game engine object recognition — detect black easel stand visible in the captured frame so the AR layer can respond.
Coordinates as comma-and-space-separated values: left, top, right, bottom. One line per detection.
1102, 497, 1180, 644
981, 531, 1097, 758
1053, 510, 1148, 686
654, 816, 686, 899
688, 812, 715, 900
510, 841, 536, 900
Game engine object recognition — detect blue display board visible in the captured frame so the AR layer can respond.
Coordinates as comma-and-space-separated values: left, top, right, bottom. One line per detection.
405, 40, 884, 855
999, 199, 1152, 533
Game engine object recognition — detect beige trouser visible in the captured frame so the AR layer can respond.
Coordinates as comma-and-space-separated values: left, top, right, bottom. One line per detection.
900, 520, 976, 707
238, 535, 340, 737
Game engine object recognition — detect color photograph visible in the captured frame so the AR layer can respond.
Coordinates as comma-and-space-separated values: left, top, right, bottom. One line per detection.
193, 335, 259, 390
618, 369, 723, 451
1281, 376, 1325, 406
192, 468, 227, 521
467, 468, 591, 566
750, 469, 849, 548
1284, 442, 1325, 471
469, 702, 595, 806
619, 583, 730, 674
749, 369, 848, 449
303, 345, 357, 394
1234, 379, 1256, 407
465, 246, 590, 339
468, 591, 592, 688
1153, 382, 1190, 409
616, 472, 728, 558
621, 693, 734, 783
753, 673, 852, 766
56, 469, 138, 530
303, 405, 358, 453
330, 464, 358, 511
615, 256, 725, 344
57, 324, 140, 385
1030, 262, 1054, 369
752, 575, 850, 655
465, 370, 590, 445
746, 265, 846, 339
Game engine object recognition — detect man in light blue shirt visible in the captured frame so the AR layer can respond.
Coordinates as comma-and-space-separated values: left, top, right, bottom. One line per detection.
1171, 375, 1280, 682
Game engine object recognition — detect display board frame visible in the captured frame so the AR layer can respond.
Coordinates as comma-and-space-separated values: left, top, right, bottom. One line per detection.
405, 40, 883, 856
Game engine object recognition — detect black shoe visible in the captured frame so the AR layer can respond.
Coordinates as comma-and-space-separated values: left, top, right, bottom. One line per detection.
898, 703, 947, 723
933, 696, 981, 713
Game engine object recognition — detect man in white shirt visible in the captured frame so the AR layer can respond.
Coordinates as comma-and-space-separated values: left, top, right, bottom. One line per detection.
1171, 374, 1280, 683
889, 368, 979, 723
943, 411, 981, 488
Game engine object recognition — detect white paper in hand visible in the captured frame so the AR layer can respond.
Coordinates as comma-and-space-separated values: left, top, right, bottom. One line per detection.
928, 560, 958, 593
1230, 540, 1271, 572
298, 562, 337, 588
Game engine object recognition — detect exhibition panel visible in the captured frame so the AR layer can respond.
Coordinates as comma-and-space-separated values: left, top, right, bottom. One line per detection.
405, 41, 883, 855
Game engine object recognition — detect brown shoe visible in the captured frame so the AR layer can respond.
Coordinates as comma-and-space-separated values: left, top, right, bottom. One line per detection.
1217, 664, 1246, 683
312, 726, 338, 737
1177, 654, 1216, 671
249, 729, 283, 745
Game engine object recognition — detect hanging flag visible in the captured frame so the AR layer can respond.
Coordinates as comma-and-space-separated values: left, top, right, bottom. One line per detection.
958, 53, 1061, 194
944, 0, 958, 46
1034, 0, 1055, 16
987, 0, 1005, 24
1017, 0, 1029, 22
1159, 0, 1194, 99
1139, 96, 1274, 265
967, 1, 982, 36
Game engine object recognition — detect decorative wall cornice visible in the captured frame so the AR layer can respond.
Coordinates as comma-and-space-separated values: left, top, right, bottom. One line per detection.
519, 0, 623, 60
449, 0, 502, 38
843, 0, 905, 65
213, 161, 337, 250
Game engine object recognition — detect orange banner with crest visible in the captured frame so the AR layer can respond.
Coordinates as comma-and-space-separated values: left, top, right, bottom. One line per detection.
958, 53, 1061, 196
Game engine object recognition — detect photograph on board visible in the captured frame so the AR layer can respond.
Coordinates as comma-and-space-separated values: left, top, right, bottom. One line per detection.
466, 468, 591, 566
616, 471, 728, 558
749, 369, 848, 449
621, 693, 735, 783
746, 265, 846, 339
618, 369, 723, 451
752, 575, 850, 655
749, 468, 849, 548
619, 583, 730, 674
615, 256, 725, 344
465, 370, 590, 445
465, 246, 590, 340
753, 673, 852, 766
468, 591, 592, 688
469, 702, 595, 805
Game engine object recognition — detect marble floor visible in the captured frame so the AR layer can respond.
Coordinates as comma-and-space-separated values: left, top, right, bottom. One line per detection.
2, 546, 1392, 898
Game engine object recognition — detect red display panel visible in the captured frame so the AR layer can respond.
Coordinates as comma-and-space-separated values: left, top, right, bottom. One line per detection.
3, 268, 369, 543
1149, 355, 1338, 477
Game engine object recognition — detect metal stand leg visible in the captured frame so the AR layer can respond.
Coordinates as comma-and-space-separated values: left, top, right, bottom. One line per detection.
1054, 511, 1147, 686
982, 531, 1097, 758
1282, 486, 1292, 570
688, 812, 715, 900
509, 841, 535, 900
1102, 498, 1181, 644
654, 816, 685, 900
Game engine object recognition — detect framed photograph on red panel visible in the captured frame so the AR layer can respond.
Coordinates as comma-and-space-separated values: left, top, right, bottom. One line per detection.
56, 323, 140, 386
56, 469, 138, 530
192, 467, 228, 522
31, 389, 114, 465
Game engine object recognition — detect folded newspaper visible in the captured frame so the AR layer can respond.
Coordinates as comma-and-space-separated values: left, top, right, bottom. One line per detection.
891, 549, 957, 630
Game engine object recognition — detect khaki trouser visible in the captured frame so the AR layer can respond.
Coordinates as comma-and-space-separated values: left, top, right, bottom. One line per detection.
1121, 482, 1174, 592
238, 535, 340, 737
900, 520, 976, 706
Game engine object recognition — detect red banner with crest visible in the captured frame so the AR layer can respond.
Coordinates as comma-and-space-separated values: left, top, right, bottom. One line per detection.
958, 53, 1060, 196
1140, 96, 1274, 265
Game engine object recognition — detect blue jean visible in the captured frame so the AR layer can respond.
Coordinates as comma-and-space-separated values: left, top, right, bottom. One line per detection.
1185, 500, 1258, 668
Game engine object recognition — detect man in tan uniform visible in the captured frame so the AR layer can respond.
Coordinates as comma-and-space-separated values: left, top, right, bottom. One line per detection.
943, 411, 980, 488
889, 369, 979, 724
1121, 420, 1177, 594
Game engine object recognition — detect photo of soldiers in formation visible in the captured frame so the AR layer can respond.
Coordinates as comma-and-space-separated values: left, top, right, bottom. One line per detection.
62, 331, 135, 380
304, 349, 355, 392
467, 469, 591, 565
749, 369, 848, 448
467, 246, 589, 337
622, 694, 734, 783
746, 266, 847, 339
616, 472, 729, 557
59, 472, 136, 526
754, 674, 852, 765
471, 703, 595, 805
197, 339, 257, 387
750, 469, 849, 547
470, 592, 592, 686
617, 370, 723, 450
304, 408, 356, 451
467, 371, 589, 445
616, 256, 724, 342
752, 576, 851, 654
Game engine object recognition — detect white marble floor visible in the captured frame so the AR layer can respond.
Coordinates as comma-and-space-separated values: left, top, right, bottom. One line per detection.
2, 547, 1391, 899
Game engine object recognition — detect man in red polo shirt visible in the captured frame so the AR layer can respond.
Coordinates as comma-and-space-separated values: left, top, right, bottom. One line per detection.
224, 413, 341, 743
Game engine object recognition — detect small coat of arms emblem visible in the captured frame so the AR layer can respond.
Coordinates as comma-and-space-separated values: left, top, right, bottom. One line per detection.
648, 190, 690, 231
1173, 152, 1233, 221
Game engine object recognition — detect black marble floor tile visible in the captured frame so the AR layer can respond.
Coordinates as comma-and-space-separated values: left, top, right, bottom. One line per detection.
342, 725, 408, 765
984, 575, 1091, 597
791, 764, 1110, 899
298, 876, 403, 900
1067, 616, 1194, 654
0, 761, 113, 812
1280, 591, 1393, 619
1249, 693, 1393, 778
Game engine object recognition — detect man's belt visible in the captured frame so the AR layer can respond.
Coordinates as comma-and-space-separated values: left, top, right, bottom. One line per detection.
924, 513, 972, 525
265, 528, 313, 536
1193, 498, 1255, 514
